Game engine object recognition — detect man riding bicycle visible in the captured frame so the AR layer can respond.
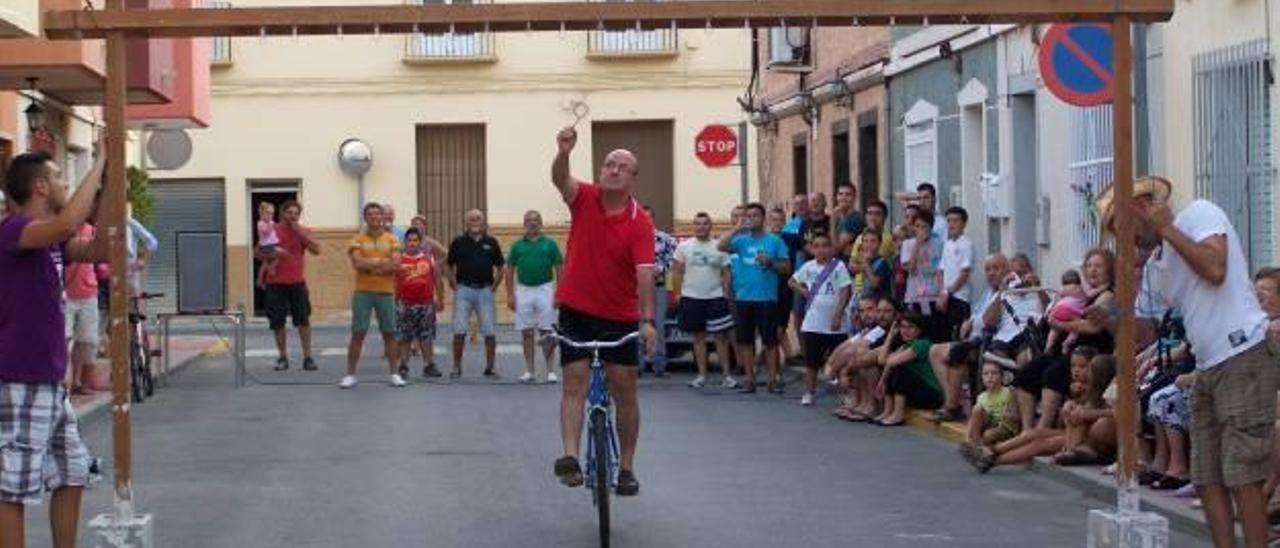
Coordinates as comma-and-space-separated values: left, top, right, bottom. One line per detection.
550, 126, 658, 496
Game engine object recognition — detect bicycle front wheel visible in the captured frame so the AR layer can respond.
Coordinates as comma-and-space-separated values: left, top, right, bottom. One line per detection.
129, 339, 144, 403
590, 408, 610, 548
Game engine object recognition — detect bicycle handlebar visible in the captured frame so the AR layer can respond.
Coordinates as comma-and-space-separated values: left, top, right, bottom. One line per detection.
543, 330, 641, 350
135, 292, 166, 300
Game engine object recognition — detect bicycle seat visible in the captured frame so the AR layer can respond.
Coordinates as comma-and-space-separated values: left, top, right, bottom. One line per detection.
137, 292, 165, 300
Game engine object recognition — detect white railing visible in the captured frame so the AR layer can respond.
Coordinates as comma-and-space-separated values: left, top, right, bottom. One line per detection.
588, 26, 678, 57
207, 1, 232, 65
404, 31, 494, 60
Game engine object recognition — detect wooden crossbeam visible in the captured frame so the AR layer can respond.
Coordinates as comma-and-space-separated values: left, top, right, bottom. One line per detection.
43, 0, 1173, 39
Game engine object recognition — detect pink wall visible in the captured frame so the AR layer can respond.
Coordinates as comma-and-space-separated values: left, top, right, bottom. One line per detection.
124, 0, 210, 127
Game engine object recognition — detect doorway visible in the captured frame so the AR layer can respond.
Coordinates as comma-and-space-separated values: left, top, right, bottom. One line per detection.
1011, 93, 1039, 263
591, 120, 675, 231
248, 181, 299, 317
832, 127, 850, 191
792, 137, 808, 196
857, 114, 879, 209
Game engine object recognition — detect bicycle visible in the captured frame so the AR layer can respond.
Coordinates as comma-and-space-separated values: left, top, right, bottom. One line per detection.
128, 292, 164, 403
543, 329, 639, 548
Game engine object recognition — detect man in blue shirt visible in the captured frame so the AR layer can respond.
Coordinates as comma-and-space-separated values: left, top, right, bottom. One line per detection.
781, 194, 807, 235
718, 202, 790, 394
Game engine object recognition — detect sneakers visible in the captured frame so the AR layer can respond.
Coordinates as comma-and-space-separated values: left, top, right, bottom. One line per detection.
397, 365, 410, 379
338, 375, 358, 389
554, 456, 583, 487
302, 357, 318, 371
688, 376, 706, 389
483, 368, 499, 379
389, 374, 407, 388
423, 363, 442, 378
547, 372, 559, 384
722, 376, 740, 389
272, 358, 289, 371
615, 469, 640, 496
800, 392, 815, 406
518, 372, 536, 383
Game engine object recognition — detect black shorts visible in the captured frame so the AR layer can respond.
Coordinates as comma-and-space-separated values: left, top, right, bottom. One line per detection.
558, 306, 639, 367
265, 283, 311, 330
733, 301, 779, 347
942, 297, 971, 342
677, 297, 734, 334
886, 366, 944, 410
1013, 353, 1071, 398
802, 332, 845, 370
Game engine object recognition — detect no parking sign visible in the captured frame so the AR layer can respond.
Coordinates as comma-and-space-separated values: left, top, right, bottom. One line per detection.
1038, 23, 1114, 107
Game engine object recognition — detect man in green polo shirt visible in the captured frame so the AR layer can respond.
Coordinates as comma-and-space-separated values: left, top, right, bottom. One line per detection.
505, 210, 564, 383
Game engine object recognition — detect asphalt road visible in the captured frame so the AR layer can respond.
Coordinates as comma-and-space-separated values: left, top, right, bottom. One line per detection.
26, 326, 1208, 547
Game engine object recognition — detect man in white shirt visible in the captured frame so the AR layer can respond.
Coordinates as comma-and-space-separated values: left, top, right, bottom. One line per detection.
1098, 176, 1275, 548
927, 253, 1042, 420
674, 212, 738, 389
939, 206, 974, 343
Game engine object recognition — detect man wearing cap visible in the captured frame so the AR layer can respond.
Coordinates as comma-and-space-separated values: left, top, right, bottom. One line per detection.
1098, 176, 1275, 548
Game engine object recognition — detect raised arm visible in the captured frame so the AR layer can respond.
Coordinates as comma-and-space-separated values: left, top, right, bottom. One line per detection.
551, 127, 583, 205
26, 142, 105, 254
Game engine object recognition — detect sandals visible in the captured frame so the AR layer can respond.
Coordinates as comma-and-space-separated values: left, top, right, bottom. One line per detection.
1138, 469, 1163, 486
1052, 449, 1101, 467
553, 456, 583, 488
1150, 475, 1190, 491
876, 419, 906, 427
959, 443, 996, 474
931, 407, 965, 423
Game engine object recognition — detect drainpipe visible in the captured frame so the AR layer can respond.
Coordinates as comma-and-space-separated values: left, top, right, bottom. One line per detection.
1134, 23, 1150, 176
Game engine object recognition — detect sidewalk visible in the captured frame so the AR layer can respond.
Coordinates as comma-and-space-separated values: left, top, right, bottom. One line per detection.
903, 409, 1211, 540
71, 335, 227, 424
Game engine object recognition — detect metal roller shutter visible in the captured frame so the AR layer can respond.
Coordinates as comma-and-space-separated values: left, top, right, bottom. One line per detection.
143, 179, 226, 314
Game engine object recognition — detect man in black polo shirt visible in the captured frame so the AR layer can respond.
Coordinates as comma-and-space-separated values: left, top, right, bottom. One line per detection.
446, 209, 505, 378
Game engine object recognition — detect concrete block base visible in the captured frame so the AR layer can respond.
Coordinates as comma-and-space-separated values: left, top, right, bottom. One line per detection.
1087, 509, 1169, 548
88, 512, 154, 548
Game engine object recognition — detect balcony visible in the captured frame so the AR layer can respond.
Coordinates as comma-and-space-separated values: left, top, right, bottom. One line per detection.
587, 26, 678, 59
0, 0, 39, 37
127, 0, 212, 128
403, 31, 496, 64
0, 0, 172, 104
207, 0, 232, 66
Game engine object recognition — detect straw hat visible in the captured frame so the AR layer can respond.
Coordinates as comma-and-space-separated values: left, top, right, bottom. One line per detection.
1093, 175, 1173, 235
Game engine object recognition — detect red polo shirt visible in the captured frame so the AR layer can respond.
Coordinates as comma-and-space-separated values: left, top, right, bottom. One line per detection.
267, 223, 308, 285
556, 183, 655, 322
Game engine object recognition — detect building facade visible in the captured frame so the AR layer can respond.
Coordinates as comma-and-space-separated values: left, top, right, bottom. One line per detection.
157, 1, 757, 319
751, 26, 890, 211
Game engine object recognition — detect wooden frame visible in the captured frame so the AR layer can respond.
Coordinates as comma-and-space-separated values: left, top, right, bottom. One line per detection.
66, 0, 1169, 523
44, 0, 1172, 39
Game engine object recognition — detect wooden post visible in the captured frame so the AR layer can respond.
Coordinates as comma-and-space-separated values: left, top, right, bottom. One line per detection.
105, 0, 133, 516
1110, 15, 1140, 514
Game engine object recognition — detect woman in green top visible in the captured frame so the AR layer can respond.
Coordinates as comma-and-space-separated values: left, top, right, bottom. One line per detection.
873, 312, 943, 426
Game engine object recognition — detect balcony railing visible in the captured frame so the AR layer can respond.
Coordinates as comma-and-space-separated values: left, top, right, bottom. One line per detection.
587, 26, 678, 58
403, 31, 496, 63
207, 1, 232, 65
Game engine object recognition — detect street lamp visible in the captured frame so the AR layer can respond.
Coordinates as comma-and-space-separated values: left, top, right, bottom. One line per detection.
23, 79, 44, 134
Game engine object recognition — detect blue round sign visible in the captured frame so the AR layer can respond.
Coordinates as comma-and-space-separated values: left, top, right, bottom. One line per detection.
1039, 23, 1114, 106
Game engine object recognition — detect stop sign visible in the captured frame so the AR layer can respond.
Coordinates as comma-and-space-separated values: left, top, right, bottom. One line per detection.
695, 125, 738, 168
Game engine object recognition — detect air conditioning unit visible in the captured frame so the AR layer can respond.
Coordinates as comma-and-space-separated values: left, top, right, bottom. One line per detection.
768, 27, 810, 67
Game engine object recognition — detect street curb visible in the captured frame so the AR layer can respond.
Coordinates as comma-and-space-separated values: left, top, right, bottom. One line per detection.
75, 341, 223, 426
900, 409, 1212, 541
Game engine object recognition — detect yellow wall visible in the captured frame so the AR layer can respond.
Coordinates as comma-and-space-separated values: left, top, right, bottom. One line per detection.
167, 0, 757, 314
1159, 0, 1273, 205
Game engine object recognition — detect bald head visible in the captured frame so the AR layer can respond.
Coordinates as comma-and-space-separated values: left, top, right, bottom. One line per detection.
599, 149, 639, 193
464, 209, 486, 236
983, 253, 1009, 289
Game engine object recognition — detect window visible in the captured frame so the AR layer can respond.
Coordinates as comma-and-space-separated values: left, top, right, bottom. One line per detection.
1068, 104, 1113, 259
903, 100, 939, 196
768, 26, 810, 67
405, 0, 495, 61
1194, 40, 1274, 272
